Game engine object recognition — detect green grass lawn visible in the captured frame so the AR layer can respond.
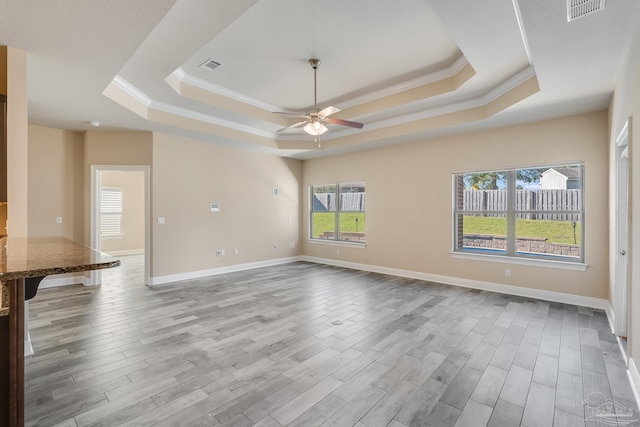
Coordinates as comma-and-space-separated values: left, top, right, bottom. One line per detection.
312, 212, 366, 238
463, 215, 581, 245
311, 213, 578, 245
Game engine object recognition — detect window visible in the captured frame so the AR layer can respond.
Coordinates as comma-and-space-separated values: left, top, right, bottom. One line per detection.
453, 164, 583, 262
310, 182, 365, 243
100, 187, 123, 238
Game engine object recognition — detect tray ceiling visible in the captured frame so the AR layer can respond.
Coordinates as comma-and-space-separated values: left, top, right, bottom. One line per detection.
1, 0, 639, 158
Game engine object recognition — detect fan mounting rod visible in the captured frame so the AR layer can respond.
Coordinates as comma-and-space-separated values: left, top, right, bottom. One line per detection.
309, 58, 320, 112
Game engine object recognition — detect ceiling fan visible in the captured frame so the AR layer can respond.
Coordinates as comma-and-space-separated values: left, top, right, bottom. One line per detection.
274, 58, 364, 136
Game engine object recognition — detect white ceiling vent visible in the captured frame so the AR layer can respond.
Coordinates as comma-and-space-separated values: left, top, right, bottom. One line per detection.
568, 0, 606, 21
199, 58, 222, 71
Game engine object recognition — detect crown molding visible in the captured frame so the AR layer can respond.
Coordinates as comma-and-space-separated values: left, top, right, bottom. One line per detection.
340, 65, 537, 135
111, 75, 152, 107
107, 75, 275, 139
172, 55, 471, 114
338, 54, 471, 110
170, 67, 282, 112
106, 65, 537, 146
481, 65, 536, 103
150, 98, 275, 139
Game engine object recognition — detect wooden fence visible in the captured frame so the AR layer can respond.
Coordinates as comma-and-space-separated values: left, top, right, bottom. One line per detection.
313, 192, 365, 211
463, 189, 581, 221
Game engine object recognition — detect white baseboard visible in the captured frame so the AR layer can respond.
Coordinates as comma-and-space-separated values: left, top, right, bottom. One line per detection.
149, 256, 303, 286
45, 256, 608, 312
302, 256, 610, 310
628, 358, 640, 411
104, 249, 144, 256
605, 301, 616, 334
38, 274, 85, 289
39, 255, 609, 309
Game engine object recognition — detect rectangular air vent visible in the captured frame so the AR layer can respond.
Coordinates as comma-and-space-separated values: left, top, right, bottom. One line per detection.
199, 58, 222, 71
568, 0, 605, 21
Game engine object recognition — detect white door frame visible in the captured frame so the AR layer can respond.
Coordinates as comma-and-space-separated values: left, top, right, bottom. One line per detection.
614, 120, 630, 337
90, 165, 151, 286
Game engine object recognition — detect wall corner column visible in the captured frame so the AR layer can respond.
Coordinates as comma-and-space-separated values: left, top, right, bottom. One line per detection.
1, 46, 28, 238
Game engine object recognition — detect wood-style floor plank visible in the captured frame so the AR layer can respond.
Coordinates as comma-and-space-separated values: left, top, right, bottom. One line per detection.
23, 256, 637, 426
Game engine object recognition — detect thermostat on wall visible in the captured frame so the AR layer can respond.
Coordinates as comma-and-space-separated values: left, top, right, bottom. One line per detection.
210, 203, 221, 212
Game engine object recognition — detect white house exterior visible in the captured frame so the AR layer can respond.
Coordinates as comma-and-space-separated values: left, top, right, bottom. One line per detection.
540, 167, 581, 189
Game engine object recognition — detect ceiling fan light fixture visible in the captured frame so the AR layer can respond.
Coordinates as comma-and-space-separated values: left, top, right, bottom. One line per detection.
303, 119, 328, 136
273, 58, 363, 139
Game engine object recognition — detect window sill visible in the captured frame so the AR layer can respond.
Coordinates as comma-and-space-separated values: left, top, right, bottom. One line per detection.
451, 251, 587, 271
308, 239, 366, 248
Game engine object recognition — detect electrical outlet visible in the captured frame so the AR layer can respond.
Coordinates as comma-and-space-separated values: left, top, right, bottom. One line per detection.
289, 242, 295, 249
505, 268, 511, 277
234, 248, 239, 255
216, 249, 225, 257
273, 243, 278, 250
336, 249, 340, 255
56, 216, 63, 224
157, 217, 165, 224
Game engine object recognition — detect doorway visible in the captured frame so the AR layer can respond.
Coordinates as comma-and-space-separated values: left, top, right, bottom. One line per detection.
91, 165, 150, 286
614, 120, 629, 337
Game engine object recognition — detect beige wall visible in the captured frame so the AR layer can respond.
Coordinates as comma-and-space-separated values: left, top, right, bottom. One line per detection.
28, 125, 84, 241
100, 170, 145, 254
27, 127, 301, 280
152, 132, 301, 278
3, 46, 28, 237
303, 111, 609, 299
610, 24, 640, 361
28, 114, 609, 301
83, 130, 152, 248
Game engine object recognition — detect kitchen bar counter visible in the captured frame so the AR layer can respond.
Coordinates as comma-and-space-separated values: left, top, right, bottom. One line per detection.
0, 237, 120, 427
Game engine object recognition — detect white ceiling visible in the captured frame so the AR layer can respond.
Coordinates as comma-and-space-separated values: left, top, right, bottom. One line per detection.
1, 0, 639, 159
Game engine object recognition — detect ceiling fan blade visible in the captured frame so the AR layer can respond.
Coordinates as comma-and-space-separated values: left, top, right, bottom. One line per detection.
325, 117, 364, 129
318, 106, 340, 118
276, 120, 309, 132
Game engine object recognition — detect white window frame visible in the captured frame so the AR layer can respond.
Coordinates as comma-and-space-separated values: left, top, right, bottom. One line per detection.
100, 187, 123, 238
452, 164, 585, 265
309, 182, 366, 244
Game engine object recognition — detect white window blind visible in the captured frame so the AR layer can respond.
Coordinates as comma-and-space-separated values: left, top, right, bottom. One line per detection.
100, 187, 123, 237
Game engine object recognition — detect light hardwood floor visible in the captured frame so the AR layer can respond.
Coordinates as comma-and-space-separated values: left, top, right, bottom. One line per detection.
24, 256, 639, 426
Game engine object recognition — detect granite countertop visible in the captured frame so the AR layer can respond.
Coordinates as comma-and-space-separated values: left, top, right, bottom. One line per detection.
0, 236, 120, 281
